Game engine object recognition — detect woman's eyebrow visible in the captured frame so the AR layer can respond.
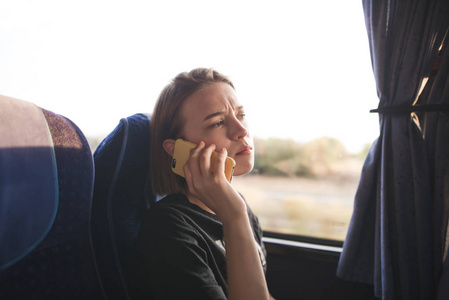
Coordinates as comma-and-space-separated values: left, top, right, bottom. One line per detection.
203, 106, 244, 121
203, 111, 225, 121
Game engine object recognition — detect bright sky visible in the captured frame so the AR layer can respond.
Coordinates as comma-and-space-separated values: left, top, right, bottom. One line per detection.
0, 0, 379, 153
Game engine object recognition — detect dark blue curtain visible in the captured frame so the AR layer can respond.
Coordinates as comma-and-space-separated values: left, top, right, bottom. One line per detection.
337, 1, 449, 299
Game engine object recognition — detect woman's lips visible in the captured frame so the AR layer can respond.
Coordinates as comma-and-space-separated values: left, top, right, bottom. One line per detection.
236, 146, 253, 155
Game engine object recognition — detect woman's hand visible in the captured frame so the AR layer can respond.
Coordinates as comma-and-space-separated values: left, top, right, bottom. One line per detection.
183, 141, 246, 223
183, 141, 270, 300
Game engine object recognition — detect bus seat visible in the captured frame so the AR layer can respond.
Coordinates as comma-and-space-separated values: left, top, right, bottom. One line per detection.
91, 113, 156, 300
0, 95, 104, 299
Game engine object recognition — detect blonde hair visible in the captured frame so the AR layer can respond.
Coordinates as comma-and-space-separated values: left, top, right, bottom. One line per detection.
150, 68, 234, 196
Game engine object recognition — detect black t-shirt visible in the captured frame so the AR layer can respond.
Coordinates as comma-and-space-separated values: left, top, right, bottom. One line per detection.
135, 193, 266, 300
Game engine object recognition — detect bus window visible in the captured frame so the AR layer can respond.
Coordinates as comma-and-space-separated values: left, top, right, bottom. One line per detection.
2, 0, 378, 242
232, 138, 372, 241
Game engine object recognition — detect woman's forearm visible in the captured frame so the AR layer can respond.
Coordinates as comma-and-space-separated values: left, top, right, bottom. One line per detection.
222, 214, 269, 300
184, 143, 270, 299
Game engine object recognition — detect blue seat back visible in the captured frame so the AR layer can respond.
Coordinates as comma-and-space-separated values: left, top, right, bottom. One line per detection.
91, 113, 155, 300
0, 95, 104, 299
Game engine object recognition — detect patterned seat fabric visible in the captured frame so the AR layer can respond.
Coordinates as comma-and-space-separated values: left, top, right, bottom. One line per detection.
0, 96, 104, 300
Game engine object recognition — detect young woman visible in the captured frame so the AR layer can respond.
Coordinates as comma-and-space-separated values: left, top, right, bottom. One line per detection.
135, 68, 273, 300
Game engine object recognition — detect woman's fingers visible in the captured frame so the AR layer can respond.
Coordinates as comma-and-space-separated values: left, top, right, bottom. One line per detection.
185, 141, 205, 177
199, 143, 216, 176
214, 148, 227, 178
184, 141, 229, 197
183, 142, 243, 219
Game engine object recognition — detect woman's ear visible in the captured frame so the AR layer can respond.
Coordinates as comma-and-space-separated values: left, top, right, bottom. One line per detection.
163, 139, 176, 157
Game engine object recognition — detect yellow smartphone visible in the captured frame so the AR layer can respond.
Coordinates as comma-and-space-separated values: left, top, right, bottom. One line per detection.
171, 139, 236, 182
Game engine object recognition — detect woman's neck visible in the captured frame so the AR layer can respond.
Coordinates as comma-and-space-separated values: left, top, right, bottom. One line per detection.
186, 193, 215, 215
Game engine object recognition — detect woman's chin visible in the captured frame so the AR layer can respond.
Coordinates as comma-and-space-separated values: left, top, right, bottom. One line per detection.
233, 162, 254, 177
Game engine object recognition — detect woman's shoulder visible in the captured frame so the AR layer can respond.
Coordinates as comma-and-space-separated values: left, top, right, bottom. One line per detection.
145, 193, 189, 222
151, 193, 187, 208
142, 193, 219, 231
137, 194, 194, 244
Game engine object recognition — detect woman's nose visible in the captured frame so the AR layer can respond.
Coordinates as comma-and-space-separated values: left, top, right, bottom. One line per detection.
232, 119, 248, 140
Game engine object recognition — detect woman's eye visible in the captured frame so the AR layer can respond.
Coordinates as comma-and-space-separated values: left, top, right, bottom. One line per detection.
238, 113, 246, 120
213, 120, 224, 127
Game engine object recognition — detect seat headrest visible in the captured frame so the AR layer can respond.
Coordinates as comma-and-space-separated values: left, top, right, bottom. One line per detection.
0, 95, 58, 270
91, 113, 154, 299
94, 113, 154, 208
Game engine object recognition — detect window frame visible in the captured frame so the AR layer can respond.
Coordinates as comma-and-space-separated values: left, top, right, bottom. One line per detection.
263, 230, 344, 252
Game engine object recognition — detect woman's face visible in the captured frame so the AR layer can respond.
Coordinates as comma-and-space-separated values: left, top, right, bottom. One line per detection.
180, 82, 254, 176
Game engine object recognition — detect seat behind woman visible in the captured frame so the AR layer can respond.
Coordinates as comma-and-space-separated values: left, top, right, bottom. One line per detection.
91, 113, 156, 300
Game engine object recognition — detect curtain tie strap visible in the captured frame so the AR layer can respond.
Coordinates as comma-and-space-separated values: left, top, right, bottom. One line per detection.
370, 104, 449, 114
